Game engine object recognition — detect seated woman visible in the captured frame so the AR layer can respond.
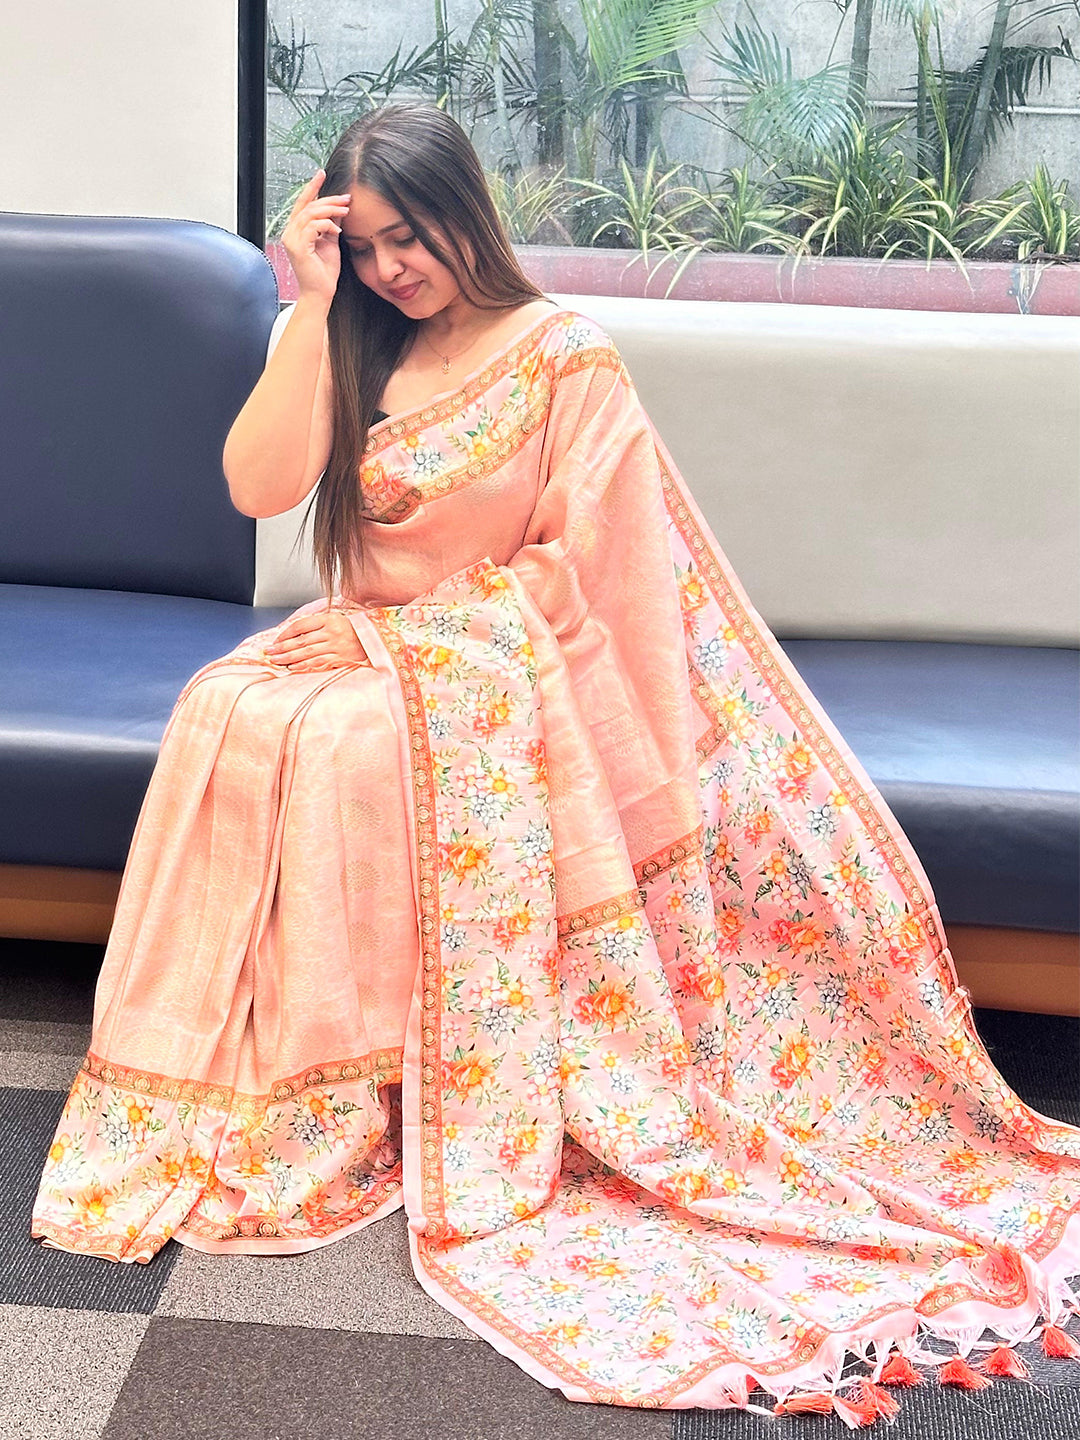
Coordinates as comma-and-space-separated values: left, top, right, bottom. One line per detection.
31, 102, 1080, 1420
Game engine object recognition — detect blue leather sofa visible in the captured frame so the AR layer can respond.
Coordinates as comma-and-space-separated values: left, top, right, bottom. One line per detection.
1, 212, 1076, 1014
0, 211, 289, 891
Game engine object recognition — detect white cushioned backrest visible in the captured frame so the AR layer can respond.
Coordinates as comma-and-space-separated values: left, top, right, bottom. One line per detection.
253, 304, 323, 608
255, 295, 1080, 645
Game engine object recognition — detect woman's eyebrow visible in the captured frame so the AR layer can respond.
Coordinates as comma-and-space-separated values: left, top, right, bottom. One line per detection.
344, 219, 412, 242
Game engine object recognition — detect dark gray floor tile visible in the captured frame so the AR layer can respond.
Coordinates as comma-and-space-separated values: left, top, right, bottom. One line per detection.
102, 1319, 673, 1440
0, 939, 99, 1023
0, 1087, 179, 1311
973, 1007, 1080, 1124
676, 1377, 1080, 1440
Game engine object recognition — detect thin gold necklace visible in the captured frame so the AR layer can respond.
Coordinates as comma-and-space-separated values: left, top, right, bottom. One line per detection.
417, 320, 488, 375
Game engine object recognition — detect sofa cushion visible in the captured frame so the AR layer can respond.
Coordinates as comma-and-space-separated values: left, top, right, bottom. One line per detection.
783, 638, 1079, 933
3, 588, 1075, 934
0, 585, 290, 870
0, 212, 277, 604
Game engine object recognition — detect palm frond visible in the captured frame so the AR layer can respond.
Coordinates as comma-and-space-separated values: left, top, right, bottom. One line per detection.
581, 0, 719, 93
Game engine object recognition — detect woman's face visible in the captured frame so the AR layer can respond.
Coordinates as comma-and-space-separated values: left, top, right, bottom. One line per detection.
340, 183, 466, 316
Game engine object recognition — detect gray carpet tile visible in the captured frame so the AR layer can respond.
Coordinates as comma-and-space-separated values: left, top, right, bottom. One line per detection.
157, 1207, 476, 1339
0, 1303, 149, 1440
0, 1050, 85, 1091
101, 1319, 673, 1440
0, 940, 99, 1022
0, 1019, 92, 1056
0, 1016, 89, 1090
0, 1087, 180, 1311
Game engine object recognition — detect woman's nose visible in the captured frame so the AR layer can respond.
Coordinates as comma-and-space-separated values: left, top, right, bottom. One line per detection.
375, 247, 404, 283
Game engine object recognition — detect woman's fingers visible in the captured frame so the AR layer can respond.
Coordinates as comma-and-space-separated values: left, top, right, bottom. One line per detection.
263, 611, 368, 669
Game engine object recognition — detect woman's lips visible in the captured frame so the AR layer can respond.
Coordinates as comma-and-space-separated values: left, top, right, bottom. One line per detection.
389, 281, 421, 300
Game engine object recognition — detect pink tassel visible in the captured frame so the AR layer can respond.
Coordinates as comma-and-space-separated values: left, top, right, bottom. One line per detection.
773, 1391, 835, 1415
879, 1352, 923, 1386
850, 1378, 901, 1420
1042, 1323, 1080, 1359
832, 1394, 879, 1428
938, 1355, 992, 1390
982, 1344, 1030, 1379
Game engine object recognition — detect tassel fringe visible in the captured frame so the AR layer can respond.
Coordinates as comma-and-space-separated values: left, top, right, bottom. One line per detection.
763, 1316, 1080, 1423
983, 1344, 1031, 1379
938, 1355, 992, 1390
879, 1352, 923, 1386
848, 1379, 901, 1421
1042, 1324, 1080, 1360
832, 1394, 879, 1428
773, 1391, 834, 1416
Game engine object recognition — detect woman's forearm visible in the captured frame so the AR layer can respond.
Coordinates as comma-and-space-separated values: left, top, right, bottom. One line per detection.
223, 295, 333, 518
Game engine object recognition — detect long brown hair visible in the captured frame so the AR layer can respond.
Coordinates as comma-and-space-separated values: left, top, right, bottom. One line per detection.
311, 102, 547, 598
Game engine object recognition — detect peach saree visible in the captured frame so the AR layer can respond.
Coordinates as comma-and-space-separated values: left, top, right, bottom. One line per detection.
32, 306, 1080, 1418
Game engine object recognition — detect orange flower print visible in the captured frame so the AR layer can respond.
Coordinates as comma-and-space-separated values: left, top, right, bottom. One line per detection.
637, 1330, 675, 1359
746, 1124, 769, 1163
470, 565, 509, 600
543, 1322, 588, 1348
763, 850, 788, 883
573, 977, 637, 1030
770, 1032, 817, 1089
852, 1243, 906, 1264
778, 1152, 803, 1186
858, 1042, 889, 1087
566, 1253, 626, 1280
493, 906, 537, 949
525, 738, 548, 785
716, 905, 743, 953
677, 954, 726, 1003
498, 1121, 543, 1171
444, 1051, 497, 1101
784, 743, 815, 781
443, 833, 492, 883
302, 1183, 332, 1226
474, 693, 514, 739
658, 1169, 712, 1207
741, 806, 776, 846
658, 1034, 691, 1081
73, 1182, 119, 1230
48, 1133, 72, 1165
414, 642, 456, 675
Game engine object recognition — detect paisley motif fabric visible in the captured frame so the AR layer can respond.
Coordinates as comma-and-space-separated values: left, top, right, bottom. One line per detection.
32, 306, 1080, 1412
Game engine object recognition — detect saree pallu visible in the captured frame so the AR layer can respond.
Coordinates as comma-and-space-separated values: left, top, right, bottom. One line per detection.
33, 307, 1080, 1417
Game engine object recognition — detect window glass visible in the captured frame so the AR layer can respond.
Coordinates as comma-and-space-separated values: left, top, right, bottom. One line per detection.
265, 2, 1080, 314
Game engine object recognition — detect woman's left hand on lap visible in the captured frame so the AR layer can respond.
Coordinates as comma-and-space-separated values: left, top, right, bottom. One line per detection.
263, 610, 370, 671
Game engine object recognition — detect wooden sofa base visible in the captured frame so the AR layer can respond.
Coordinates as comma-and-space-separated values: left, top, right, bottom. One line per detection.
0, 864, 1077, 1017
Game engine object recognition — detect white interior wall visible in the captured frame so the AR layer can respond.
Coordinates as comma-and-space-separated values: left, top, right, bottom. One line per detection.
1, 3, 238, 231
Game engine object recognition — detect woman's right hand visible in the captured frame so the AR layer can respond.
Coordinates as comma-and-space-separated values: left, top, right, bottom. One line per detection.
280, 168, 353, 307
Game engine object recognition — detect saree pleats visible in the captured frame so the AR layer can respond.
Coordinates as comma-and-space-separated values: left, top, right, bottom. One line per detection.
32, 305, 1080, 1411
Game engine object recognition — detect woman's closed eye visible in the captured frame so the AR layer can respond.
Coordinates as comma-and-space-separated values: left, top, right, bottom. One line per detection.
349, 236, 416, 257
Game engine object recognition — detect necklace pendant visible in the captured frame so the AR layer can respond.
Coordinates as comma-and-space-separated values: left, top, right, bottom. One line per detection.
441, 357, 451, 373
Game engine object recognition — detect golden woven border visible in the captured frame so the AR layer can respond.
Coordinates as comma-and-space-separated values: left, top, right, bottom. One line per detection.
361, 393, 551, 524
367, 609, 448, 1243
178, 1168, 403, 1244
363, 309, 569, 460
635, 826, 705, 884
556, 885, 645, 940
79, 1048, 402, 1122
